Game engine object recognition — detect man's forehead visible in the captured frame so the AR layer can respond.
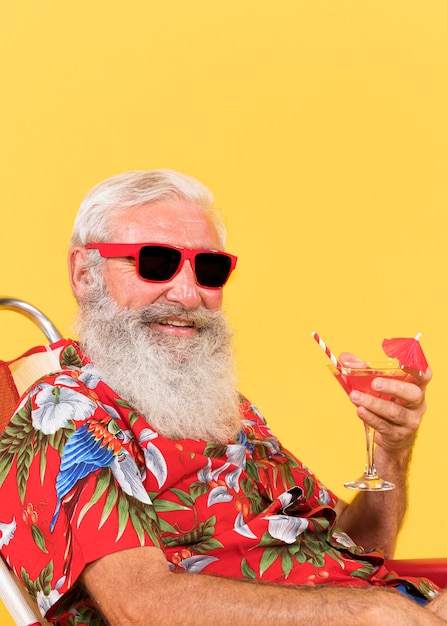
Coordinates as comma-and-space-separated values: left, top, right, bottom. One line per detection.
110, 200, 221, 247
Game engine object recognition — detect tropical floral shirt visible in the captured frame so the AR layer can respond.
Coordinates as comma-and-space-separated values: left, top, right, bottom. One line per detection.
0, 340, 439, 625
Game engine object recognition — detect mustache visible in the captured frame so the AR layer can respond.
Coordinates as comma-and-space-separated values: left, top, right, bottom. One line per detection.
137, 303, 222, 330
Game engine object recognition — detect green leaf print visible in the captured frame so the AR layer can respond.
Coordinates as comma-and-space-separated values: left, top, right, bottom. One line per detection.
31, 524, 48, 553
170, 487, 196, 507
60, 344, 83, 368
0, 402, 34, 490
117, 497, 130, 538
281, 549, 294, 578
257, 531, 279, 547
150, 497, 190, 513
0, 396, 75, 499
100, 480, 119, 526
241, 557, 257, 579
113, 398, 141, 425
0, 451, 14, 489
40, 561, 54, 596
203, 442, 228, 458
303, 475, 316, 499
129, 506, 145, 544
245, 459, 260, 482
17, 444, 34, 502
163, 517, 219, 550
78, 468, 111, 525
350, 566, 374, 580
20, 561, 54, 601
240, 477, 264, 515
155, 517, 178, 535
260, 546, 282, 575
194, 538, 224, 554
189, 481, 210, 500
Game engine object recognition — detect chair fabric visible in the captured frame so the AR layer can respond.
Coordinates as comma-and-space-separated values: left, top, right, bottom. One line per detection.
386, 558, 447, 589
0, 361, 20, 434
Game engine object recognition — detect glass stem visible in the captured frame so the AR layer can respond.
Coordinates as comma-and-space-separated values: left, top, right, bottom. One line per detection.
364, 424, 378, 478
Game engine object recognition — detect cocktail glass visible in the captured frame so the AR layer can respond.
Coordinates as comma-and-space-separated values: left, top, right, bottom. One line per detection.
328, 361, 406, 491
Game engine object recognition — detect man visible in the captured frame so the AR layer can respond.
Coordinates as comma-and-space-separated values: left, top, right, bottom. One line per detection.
1, 169, 447, 625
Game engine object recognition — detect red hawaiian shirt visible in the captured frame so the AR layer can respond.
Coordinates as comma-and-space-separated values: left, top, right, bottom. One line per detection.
0, 340, 439, 625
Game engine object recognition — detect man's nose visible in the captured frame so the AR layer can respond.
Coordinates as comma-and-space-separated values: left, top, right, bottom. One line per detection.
165, 259, 202, 308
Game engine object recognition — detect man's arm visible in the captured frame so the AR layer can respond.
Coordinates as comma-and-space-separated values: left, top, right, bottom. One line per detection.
334, 357, 431, 556
81, 546, 446, 625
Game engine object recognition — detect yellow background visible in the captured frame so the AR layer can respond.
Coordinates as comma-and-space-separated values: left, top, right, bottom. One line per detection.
1, 0, 447, 621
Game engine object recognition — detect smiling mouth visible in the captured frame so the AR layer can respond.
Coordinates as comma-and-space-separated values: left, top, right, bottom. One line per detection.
158, 318, 194, 328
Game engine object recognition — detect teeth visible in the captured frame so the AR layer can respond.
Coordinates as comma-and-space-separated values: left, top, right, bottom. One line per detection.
161, 319, 191, 327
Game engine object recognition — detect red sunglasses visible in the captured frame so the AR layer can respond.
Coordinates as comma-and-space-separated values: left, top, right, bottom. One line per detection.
86, 242, 237, 289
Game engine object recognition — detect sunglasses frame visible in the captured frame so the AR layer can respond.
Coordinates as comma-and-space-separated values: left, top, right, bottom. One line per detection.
85, 242, 238, 289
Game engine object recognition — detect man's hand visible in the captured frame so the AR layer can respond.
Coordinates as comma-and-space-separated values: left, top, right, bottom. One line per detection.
339, 351, 432, 457
334, 352, 432, 556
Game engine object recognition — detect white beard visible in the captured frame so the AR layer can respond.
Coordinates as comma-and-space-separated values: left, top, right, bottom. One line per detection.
74, 293, 242, 443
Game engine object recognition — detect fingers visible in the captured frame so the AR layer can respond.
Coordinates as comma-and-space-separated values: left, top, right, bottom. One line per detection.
339, 352, 367, 368
350, 401, 420, 451
351, 393, 420, 431
403, 366, 433, 391
348, 374, 428, 451
370, 375, 425, 406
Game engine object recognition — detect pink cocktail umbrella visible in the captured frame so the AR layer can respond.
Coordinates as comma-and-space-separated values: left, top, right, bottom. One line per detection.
382, 333, 429, 374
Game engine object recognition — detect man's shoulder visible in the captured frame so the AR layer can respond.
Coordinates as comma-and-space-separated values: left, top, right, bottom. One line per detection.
238, 394, 268, 425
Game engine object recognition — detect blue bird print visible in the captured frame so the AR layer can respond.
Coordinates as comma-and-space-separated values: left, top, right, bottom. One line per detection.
50, 420, 123, 531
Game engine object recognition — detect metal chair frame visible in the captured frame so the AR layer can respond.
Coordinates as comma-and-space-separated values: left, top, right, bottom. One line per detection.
0, 297, 62, 625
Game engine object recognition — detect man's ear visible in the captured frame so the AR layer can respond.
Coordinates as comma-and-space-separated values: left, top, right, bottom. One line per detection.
68, 247, 92, 300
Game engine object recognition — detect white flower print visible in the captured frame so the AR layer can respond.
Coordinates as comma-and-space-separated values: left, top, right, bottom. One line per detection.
98, 401, 121, 421
225, 444, 246, 469
143, 442, 168, 488
319, 487, 331, 504
224, 466, 242, 492
234, 511, 257, 539
264, 514, 309, 544
332, 529, 357, 549
178, 555, 218, 573
0, 518, 16, 548
139, 427, 159, 443
197, 458, 213, 483
36, 587, 63, 616
111, 451, 152, 506
36, 575, 65, 615
32, 383, 97, 434
207, 485, 233, 506
78, 364, 101, 388
278, 491, 293, 509
53, 374, 80, 388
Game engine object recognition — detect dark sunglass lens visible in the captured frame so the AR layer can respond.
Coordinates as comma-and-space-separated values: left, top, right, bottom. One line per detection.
139, 246, 181, 281
195, 253, 232, 287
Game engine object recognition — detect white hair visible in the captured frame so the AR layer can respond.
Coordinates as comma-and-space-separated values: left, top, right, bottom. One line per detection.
70, 169, 227, 248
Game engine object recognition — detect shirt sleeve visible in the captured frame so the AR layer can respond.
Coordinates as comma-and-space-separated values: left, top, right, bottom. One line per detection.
239, 394, 339, 508
0, 374, 162, 620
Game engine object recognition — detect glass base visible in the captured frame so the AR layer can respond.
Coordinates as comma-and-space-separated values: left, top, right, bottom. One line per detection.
344, 474, 395, 491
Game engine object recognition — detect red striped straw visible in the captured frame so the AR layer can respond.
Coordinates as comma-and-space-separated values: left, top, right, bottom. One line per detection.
311, 332, 342, 371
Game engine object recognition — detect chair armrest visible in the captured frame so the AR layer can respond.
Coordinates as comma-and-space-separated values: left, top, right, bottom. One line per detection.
385, 558, 447, 588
